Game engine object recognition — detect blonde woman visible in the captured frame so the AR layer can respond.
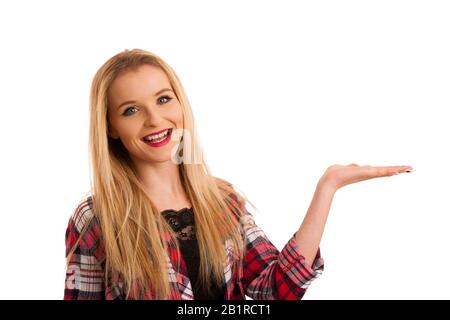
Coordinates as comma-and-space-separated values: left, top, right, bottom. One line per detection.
64, 49, 413, 300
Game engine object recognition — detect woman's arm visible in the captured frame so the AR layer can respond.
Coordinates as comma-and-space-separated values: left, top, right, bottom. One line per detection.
294, 178, 335, 267
294, 164, 413, 267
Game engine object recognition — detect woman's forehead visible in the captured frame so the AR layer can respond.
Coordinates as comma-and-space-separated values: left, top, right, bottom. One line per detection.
108, 64, 171, 106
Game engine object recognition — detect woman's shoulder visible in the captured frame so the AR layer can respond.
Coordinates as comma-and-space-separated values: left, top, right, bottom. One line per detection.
66, 192, 104, 257
66, 192, 103, 246
214, 176, 241, 199
69, 193, 96, 233
213, 176, 251, 217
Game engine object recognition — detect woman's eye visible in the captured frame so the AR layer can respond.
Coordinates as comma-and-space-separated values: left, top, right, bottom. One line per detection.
121, 96, 172, 116
122, 106, 138, 116
158, 95, 172, 104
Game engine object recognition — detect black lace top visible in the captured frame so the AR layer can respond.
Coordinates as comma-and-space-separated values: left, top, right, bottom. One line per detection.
161, 207, 225, 300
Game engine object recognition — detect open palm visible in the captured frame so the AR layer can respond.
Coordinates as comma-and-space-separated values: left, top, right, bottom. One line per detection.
321, 163, 413, 191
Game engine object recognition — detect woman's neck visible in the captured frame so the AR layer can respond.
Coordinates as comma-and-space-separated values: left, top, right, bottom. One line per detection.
133, 160, 191, 212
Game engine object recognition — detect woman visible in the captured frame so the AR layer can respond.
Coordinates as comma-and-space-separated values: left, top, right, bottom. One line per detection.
64, 48, 412, 300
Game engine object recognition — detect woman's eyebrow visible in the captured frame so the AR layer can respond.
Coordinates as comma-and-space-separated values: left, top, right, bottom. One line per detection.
116, 88, 174, 110
154, 88, 173, 96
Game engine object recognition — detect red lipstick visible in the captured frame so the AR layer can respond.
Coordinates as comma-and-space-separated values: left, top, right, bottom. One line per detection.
142, 128, 173, 148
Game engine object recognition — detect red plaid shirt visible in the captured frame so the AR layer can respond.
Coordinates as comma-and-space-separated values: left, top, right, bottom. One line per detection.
64, 193, 324, 300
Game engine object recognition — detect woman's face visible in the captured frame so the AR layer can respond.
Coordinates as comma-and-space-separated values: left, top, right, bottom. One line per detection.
107, 64, 183, 165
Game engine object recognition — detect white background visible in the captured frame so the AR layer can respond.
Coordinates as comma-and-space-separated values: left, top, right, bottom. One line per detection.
0, 0, 449, 299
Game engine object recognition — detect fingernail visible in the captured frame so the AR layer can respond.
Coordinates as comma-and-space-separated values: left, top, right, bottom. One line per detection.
405, 168, 414, 173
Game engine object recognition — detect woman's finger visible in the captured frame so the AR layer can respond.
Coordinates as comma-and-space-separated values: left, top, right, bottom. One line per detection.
322, 164, 413, 189
369, 166, 413, 177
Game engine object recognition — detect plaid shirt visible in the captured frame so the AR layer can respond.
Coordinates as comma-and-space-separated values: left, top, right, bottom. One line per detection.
64, 193, 324, 300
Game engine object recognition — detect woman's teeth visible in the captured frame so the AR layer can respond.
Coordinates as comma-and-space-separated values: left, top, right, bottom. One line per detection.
144, 129, 170, 142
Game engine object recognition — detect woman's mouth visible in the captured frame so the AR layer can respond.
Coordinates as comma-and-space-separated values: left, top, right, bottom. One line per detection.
142, 128, 173, 147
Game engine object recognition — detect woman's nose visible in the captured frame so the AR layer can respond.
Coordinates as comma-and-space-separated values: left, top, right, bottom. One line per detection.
143, 106, 163, 127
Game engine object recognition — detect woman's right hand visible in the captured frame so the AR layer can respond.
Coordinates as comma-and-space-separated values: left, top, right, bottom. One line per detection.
319, 163, 413, 193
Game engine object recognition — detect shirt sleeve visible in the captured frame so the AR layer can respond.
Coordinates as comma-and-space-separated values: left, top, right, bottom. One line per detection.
64, 199, 106, 300
240, 211, 324, 300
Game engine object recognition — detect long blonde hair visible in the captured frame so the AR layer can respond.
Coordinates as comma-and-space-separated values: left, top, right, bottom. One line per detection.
68, 48, 251, 299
